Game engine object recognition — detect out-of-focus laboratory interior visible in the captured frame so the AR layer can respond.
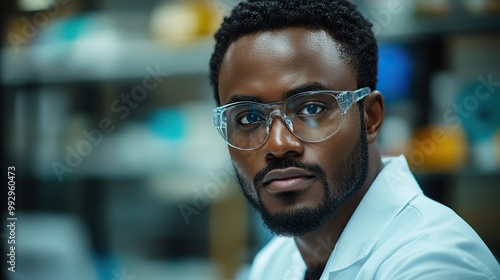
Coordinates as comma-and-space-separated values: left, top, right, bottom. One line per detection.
1, 0, 499, 279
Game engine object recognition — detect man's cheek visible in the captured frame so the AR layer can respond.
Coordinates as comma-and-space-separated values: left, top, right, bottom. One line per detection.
231, 152, 260, 175
230, 148, 259, 162
232, 160, 254, 186
233, 164, 261, 205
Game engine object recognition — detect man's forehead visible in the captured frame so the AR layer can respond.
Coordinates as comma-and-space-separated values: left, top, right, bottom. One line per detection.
221, 27, 348, 82
226, 27, 341, 57
218, 27, 357, 105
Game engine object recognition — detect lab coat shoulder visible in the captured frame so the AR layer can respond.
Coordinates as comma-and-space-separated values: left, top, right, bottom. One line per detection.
372, 195, 500, 279
375, 246, 500, 280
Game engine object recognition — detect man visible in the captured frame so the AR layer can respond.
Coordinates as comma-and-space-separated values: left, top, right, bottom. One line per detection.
209, 0, 500, 279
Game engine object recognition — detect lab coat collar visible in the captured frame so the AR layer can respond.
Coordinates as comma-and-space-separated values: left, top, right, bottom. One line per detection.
324, 155, 422, 275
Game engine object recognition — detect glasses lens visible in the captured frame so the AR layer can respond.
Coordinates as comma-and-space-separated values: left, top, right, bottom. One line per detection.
287, 93, 343, 142
223, 103, 269, 149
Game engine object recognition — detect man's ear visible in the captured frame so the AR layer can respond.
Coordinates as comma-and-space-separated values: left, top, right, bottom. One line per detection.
363, 90, 384, 144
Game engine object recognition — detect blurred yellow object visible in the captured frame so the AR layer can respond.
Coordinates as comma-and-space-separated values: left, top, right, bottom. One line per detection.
415, 0, 452, 18
150, 0, 221, 46
405, 126, 468, 172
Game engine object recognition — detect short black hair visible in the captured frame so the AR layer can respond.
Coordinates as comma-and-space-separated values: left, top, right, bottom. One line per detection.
209, 0, 378, 106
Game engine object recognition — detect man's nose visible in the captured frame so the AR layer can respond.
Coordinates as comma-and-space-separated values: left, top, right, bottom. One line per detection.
262, 116, 304, 160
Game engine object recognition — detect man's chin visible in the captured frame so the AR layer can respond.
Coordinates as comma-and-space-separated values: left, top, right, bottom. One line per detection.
261, 199, 320, 217
258, 184, 324, 213
259, 205, 328, 237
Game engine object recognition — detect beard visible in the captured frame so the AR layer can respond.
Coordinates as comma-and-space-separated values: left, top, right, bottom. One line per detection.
234, 118, 369, 237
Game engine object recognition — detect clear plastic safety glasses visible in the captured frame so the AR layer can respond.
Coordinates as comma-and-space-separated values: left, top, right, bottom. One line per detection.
213, 87, 371, 150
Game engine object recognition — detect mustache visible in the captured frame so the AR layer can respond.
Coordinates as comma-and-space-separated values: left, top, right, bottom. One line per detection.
253, 158, 327, 188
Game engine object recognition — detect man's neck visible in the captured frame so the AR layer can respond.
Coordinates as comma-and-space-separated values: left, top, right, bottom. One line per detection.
293, 147, 383, 273
293, 191, 363, 273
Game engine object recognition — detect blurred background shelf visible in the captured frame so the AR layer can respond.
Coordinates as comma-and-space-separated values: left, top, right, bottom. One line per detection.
2, 38, 214, 85
379, 15, 500, 41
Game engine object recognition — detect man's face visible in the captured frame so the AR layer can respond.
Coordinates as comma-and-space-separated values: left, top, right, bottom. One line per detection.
217, 28, 369, 236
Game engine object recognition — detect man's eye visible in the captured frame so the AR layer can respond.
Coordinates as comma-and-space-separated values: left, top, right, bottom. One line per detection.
239, 112, 264, 125
298, 104, 325, 115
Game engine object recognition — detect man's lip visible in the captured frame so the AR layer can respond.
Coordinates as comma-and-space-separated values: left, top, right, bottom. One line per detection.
262, 167, 316, 185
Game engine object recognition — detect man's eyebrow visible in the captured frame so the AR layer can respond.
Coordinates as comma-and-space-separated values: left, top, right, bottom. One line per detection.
283, 82, 330, 99
226, 82, 329, 104
228, 95, 262, 104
